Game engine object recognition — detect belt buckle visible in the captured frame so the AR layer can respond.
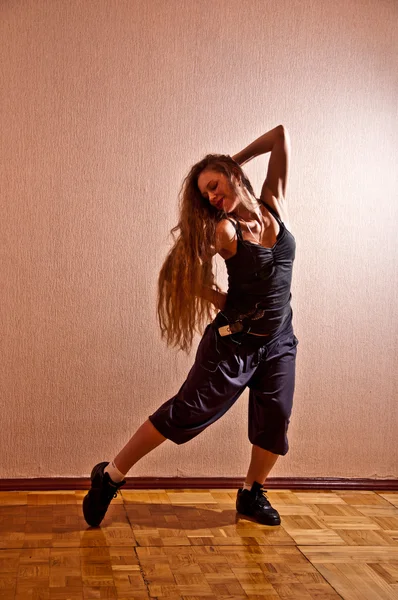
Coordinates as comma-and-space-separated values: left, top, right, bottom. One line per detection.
218, 321, 243, 337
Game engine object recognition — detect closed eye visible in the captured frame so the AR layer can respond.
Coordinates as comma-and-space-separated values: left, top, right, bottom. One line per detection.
202, 182, 218, 200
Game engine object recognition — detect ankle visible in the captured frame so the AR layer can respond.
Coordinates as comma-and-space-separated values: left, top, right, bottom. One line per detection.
243, 480, 263, 491
104, 461, 126, 483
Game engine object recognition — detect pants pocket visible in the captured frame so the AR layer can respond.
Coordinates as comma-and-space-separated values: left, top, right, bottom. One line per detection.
196, 324, 234, 373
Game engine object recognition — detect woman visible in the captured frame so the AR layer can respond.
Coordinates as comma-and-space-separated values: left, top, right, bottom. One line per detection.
83, 124, 298, 528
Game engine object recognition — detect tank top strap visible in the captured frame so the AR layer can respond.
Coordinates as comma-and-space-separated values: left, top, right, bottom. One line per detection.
226, 217, 243, 241
260, 201, 283, 226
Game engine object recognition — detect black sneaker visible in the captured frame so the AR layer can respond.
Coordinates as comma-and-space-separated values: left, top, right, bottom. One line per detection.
236, 481, 281, 526
82, 461, 126, 527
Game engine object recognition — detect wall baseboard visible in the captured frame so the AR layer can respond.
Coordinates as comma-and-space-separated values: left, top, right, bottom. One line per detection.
0, 477, 397, 492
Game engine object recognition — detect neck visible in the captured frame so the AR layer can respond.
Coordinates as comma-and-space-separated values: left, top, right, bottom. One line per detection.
234, 198, 262, 223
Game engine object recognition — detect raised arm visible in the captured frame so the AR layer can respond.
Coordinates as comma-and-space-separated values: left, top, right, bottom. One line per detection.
232, 125, 291, 202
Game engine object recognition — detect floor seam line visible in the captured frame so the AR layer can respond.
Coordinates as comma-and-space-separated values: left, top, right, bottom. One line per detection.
297, 544, 344, 600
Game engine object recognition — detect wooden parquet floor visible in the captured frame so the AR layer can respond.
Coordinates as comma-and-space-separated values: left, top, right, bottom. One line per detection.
0, 489, 397, 599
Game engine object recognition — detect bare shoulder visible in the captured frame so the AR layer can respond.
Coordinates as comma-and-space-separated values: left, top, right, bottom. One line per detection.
215, 219, 236, 238
215, 219, 238, 259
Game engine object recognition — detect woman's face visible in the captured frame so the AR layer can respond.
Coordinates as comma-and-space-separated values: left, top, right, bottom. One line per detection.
197, 168, 240, 213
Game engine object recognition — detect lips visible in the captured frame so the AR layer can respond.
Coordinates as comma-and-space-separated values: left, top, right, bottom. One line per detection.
215, 197, 224, 210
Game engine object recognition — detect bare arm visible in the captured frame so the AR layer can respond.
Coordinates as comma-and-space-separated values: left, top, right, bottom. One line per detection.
196, 219, 238, 311
233, 125, 290, 200
232, 125, 284, 165
200, 286, 227, 310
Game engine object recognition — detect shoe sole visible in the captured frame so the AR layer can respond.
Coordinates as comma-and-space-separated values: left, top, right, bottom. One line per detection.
83, 462, 110, 528
236, 510, 281, 526
82, 494, 101, 528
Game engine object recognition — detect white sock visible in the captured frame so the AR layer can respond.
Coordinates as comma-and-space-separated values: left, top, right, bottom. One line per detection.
243, 482, 252, 491
104, 461, 126, 483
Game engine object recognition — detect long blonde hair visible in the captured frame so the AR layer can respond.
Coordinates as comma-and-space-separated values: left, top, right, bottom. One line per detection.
157, 154, 256, 352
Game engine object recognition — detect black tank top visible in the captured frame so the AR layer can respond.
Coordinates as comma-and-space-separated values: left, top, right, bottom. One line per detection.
216, 201, 296, 335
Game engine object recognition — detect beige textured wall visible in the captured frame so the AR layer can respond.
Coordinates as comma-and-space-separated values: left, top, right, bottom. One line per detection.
1, 0, 397, 480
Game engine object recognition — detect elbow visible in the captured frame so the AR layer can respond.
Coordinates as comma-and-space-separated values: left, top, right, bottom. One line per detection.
278, 124, 288, 137
278, 126, 291, 148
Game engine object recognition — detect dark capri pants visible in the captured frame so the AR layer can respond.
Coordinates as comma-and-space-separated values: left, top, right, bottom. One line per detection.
149, 319, 298, 455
